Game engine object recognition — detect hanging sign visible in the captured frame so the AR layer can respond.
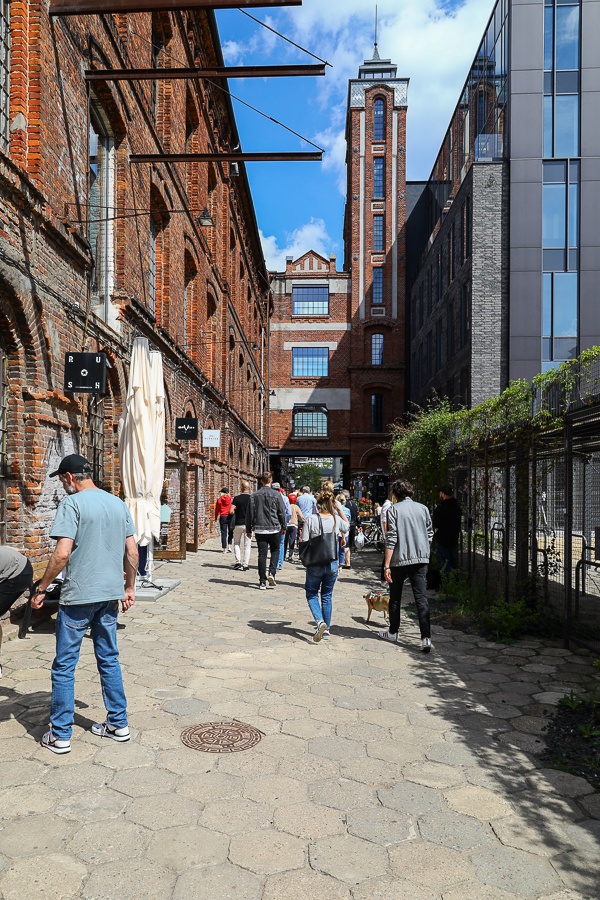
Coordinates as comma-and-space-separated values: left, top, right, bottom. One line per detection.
175, 418, 198, 441
64, 352, 107, 393
202, 429, 221, 448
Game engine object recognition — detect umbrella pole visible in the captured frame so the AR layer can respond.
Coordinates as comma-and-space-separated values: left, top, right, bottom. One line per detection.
139, 540, 160, 591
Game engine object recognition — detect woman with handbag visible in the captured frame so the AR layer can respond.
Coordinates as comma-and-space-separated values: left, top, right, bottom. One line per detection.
300, 488, 349, 643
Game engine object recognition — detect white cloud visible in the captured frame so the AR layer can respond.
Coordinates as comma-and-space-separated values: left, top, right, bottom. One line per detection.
260, 218, 333, 271
272, 0, 494, 181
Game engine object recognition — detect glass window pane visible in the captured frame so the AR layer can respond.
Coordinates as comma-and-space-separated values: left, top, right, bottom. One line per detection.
293, 409, 327, 438
373, 157, 384, 198
543, 272, 552, 335
371, 333, 384, 365
292, 347, 329, 377
544, 6, 554, 70
543, 160, 566, 182
543, 337, 552, 360
554, 337, 577, 359
553, 272, 578, 336
373, 99, 384, 141
372, 267, 384, 303
542, 183, 566, 248
554, 94, 579, 157
568, 182, 578, 247
556, 70, 579, 93
543, 95, 553, 158
373, 215, 384, 251
292, 286, 329, 315
555, 5, 579, 70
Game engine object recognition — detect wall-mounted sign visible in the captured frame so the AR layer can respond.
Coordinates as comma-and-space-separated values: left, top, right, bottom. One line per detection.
175, 418, 198, 441
64, 352, 107, 393
202, 429, 221, 448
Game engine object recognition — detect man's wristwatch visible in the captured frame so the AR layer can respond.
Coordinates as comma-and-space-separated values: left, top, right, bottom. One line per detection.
383, 566, 391, 571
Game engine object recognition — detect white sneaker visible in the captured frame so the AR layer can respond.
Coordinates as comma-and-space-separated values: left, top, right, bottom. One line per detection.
378, 630, 398, 642
322, 630, 331, 639
41, 729, 71, 754
421, 637, 432, 653
259, 582, 267, 591
267, 574, 276, 587
91, 721, 130, 742
313, 622, 327, 643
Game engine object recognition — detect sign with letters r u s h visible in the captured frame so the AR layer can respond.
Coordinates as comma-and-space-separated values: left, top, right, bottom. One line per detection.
64, 352, 107, 393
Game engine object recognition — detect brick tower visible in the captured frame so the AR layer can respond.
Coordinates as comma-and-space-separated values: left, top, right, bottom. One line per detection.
343, 45, 409, 501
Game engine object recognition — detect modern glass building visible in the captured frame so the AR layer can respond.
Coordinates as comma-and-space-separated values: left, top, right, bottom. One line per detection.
407, 0, 600, 408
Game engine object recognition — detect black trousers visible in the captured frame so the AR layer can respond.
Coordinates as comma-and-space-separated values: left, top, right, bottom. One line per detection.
0, 560, 33, 617
255, 532, 281, 583
389, 563, 430, 638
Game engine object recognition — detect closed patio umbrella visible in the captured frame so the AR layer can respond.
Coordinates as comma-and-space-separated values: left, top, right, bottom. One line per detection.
119, 337, 165, 580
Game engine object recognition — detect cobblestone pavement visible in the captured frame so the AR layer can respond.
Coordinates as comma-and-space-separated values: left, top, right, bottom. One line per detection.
1, 539, 599, 899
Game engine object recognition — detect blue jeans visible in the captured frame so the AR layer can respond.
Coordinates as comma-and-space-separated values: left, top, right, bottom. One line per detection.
338, 539, 345, 566
277, 532, 286, 570
305, 561, 338, 629
51, 602, 127, 740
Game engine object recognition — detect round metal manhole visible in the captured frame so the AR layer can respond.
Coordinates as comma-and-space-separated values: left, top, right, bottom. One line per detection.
181, 721, 262, 753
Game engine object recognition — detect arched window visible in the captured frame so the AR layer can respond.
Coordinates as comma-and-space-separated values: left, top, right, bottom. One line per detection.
149, 187, 170, 322
373, 98, 385, 141
183, 251, 197, 355
371, 333, 384, 365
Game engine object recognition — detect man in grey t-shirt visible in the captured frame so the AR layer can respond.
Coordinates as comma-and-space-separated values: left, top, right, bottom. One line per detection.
33, 454, 138, 754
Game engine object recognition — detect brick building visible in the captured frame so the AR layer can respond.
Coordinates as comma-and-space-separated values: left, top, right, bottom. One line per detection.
269, 47, 408, 500
0, 6, 269, 561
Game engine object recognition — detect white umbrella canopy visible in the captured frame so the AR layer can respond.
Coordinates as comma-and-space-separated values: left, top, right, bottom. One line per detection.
119, 337, 165, 545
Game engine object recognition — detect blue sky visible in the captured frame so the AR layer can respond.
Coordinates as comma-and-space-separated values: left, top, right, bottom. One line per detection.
215, 0, 494, 270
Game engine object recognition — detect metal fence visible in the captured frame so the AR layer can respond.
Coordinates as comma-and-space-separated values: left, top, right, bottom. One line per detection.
450, 369, 600, 654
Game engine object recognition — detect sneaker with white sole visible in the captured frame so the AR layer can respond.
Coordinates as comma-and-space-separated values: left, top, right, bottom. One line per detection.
322, 630, 331, 639
421, 637, 432, 653
267, 574, 276, 587
91, 721, 130, 742
41, 729, 71, 754
313, 621, 327, 643
378, 630, 398, 642
259, 582, 267, 590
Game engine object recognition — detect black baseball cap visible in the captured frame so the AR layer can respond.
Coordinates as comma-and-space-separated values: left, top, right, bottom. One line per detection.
50, 454, 91, 478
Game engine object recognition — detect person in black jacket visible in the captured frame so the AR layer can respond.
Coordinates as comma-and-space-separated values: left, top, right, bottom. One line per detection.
432, 485, 462, 575
246, 472, 286, 590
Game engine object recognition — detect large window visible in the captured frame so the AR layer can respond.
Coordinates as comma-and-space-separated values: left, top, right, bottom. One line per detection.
373, 98, 385, 141
542, 271, 578, 371
371, 394, 384, 433
292, 285, 329, 315
542, 159, 579, 271
373, 214, 384, 251
543, 1, 580, 159
89, 105, 115, 321
372, 267, 384, 304
371, 333, 384, 365
373, 157, 384, 198
293, 406, 328, 438
0, 0, 9, 153
292, 347, 328, 378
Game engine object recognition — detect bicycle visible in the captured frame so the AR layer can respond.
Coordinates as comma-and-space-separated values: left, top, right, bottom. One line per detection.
355, 518, 385, 553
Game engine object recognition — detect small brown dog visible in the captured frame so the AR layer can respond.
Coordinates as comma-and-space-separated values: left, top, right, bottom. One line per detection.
364, 589, 390, 624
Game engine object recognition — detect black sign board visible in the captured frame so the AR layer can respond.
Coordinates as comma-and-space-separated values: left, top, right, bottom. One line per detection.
64, 352, 107, 393
175, 418, 199, 441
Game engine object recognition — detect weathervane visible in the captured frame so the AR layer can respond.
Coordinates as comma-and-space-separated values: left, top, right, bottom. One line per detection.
374, 4, 378, 51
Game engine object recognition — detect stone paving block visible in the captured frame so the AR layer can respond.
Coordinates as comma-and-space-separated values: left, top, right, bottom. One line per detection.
279, 753, 340, 782
358, 708, 409, 729
0, 814, 74, 858
509, 715, 549, 735
56, 788, 129, 823
365, 739, 425, 766
44, 762, 112, 793
110, 766, 178, 798
389, 841, 476, 891
139, 728, 183, 751
255, 733, 308, 758
425, 742, 481, 768
229, 827, 306, 875
199, 797, 272, 834
0, 782, 61, 817
146, 824, 229, 872
533, 691, 567, 705
281, 718, 334, 739
262, 868, 351, 899
244, 774, 308, 807
378, 780, 444, 816
402, 760, 466, 789
441, 879, 521, 899
444, 784, 514, 821
352, 875, 438, 899
93, 741, 156, 769
527, 768, 595, 798
217, 749, 281, 778
579, 792, 600, 819
308, 778, 377, 811
310, 706, 359, 726
497, 730, 547, 755
126, 792, 200, 830
176, 771, 244, 803
470, 845, 561, 897
273, 801, 347, 840
81, 857, 177, 899
335, 722, 390, 742
308, 736, 365, 762
347, 805, 414, 845
172, 862, 263, 899
309, 833, 389, 884
68, 820, 151, 864
155, 747, 219, 776
339, 757, 403, 787
0, 852, 87, 900
563, 819, 600, 854
418, 810, 494, 850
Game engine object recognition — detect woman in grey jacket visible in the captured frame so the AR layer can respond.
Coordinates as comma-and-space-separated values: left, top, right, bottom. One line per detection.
379, 479, 434, 652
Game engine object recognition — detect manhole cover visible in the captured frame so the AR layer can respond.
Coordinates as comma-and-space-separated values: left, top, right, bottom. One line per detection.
181, 721, 262, 753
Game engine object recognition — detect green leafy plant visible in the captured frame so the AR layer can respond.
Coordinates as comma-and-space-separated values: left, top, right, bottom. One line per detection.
293, 463, 323, 494
559, 690, 586, 712
578, 723, 600, 740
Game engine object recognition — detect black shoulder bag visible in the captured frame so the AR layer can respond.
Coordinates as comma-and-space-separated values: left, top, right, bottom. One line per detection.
299, 516, 338, 567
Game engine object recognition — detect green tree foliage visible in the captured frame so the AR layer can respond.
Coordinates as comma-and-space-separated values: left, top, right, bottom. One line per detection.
293, 463, 323, 494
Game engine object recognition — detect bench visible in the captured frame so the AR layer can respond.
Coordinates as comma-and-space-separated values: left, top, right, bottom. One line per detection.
18, 559, 61, 639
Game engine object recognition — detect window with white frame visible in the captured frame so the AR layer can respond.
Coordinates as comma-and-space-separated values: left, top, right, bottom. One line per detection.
0, 0, 9, 154
292, 285, 329, 315
293, 406, 328, 438
89, 105, 115, 320
292, 346, 328, 378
